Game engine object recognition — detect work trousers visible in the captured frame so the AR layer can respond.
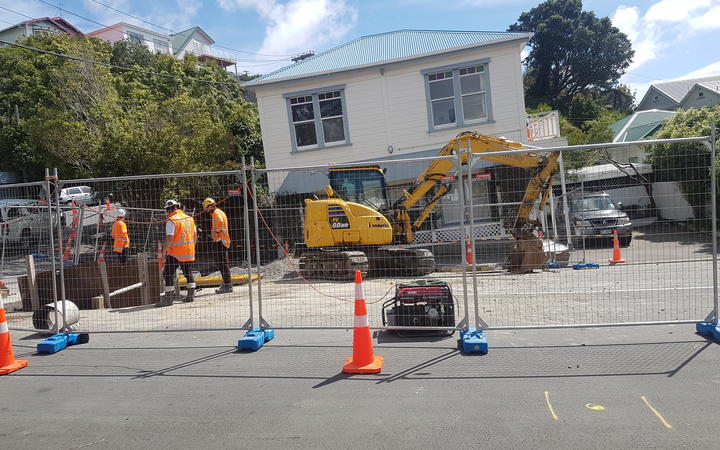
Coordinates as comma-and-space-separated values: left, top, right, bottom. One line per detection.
163, 255, 194, 288
113, 249, 128, 264
212, 241, 231, 284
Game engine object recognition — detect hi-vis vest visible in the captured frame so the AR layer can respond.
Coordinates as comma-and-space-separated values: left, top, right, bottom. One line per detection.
211, 208, 230, 249
111, 219, 129, 253
168, 210, 196, 262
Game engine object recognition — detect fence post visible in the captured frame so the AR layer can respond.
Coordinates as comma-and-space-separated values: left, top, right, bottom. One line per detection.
711, 124, 718, 324
250, 157, 268, 329
558, 153, 572, 249
53, 169, 68, 331
456, 150, 470, 332
44, 169, 59, 333
241, 157, 254, 331
464, 140, 485, 330
24, 255, 40, 312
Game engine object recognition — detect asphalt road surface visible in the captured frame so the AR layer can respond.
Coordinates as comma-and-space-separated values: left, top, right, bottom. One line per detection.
2, 325, 719, 449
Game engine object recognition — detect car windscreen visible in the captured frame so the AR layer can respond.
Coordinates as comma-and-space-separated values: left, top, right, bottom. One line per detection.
572, 196, 616, 212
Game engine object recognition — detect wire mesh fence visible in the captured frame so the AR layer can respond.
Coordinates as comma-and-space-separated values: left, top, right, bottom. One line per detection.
1, 134, 717, 336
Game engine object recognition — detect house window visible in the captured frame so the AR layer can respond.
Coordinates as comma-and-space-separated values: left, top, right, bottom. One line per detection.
699, 91, 704, 98
653, 95, 659, 101
285, 86, 349, 151
126, 31, 144, 45
423, 60, 491, 131
153, 38, 170, 54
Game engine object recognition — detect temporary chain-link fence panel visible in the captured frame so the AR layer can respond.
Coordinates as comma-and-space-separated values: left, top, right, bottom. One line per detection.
470, 138, 716, 328
6, 170, 255, 333
254, 155, 470, 331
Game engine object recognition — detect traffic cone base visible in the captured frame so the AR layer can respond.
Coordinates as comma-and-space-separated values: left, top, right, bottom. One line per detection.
343, 355, 384, 374
0, 358, 28, 375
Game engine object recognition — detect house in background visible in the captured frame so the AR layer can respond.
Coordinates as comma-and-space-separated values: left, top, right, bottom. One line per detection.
0, 17, 83, 45
243, 29, 566, 243
636, 75, 720, 111
606, 109, 676, 164
87, 22, 173, 55
170, 26, 235, 69
244, 29, 564, 177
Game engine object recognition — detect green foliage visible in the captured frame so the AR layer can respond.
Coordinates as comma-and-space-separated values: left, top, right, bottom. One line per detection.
648, 106, 720, 217
509, 0, 634, 111
557, 108, 625, 170
0, 34, 262, 181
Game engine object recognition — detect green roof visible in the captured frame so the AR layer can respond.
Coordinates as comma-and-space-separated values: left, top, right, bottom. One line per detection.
611, 109, 676, 143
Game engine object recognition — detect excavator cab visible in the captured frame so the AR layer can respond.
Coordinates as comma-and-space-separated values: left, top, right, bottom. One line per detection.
328, 167, 390, 212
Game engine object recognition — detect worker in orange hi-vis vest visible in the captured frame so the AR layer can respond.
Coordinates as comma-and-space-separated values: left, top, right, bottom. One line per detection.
159, 200, 197, 307
110, 209, 129, 264
203, 198, 232, 294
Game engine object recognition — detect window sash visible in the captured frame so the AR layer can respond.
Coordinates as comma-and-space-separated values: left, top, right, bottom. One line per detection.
288, 90, 347, 151
425, 62, 490, 130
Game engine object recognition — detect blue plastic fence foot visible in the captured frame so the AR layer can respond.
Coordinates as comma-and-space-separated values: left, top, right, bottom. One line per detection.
547, 262, 561, 269
572, 262, 600, 270
460, 328, 489, 354
696, 322, 720, 341
238, 328, 266, 351
262, 329, 275, 343
37, 334, 68, 354
37, 333, 90, 354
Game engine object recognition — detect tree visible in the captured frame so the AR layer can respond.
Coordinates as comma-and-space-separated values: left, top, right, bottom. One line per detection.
648, 106, 720, 220
0, 34, 263, 182
509, 0, 634, 110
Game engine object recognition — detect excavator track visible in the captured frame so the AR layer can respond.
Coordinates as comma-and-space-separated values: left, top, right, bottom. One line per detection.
299, 250, 368, 280
367, 247, 435, 277
299, 247, 435, 280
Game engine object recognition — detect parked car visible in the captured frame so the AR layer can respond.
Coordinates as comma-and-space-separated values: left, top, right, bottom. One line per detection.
0, 199, 49, 250
569, 192, 632, 247
58, 186, 96, 205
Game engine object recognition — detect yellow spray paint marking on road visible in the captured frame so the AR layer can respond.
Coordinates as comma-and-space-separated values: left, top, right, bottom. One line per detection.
641, 396, 673, 430
544, 391, 558, 420
585, 403, 606, 411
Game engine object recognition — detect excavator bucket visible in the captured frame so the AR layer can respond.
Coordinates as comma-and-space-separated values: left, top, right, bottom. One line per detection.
507, 238, 547, 273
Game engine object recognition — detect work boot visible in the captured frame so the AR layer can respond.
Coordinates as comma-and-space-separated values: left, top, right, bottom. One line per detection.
183, 287, 195, 303
215, 283, 233, 294
157, 292, 179, 307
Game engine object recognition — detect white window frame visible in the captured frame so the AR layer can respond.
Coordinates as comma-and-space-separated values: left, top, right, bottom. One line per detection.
153, 38, 170, 54
284, 85, 351, 152
422, 58, 493, 132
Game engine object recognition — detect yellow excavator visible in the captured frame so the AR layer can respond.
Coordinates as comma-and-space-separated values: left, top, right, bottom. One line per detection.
299, 132, 561, 280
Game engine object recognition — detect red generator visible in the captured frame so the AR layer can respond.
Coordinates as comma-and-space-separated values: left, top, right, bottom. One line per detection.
382, 280, 455, 334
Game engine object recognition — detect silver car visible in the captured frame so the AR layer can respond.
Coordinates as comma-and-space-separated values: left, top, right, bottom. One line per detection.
58, 186, 96, 205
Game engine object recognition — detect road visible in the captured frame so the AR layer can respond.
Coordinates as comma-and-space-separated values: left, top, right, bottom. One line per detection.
2, 325, 719, 449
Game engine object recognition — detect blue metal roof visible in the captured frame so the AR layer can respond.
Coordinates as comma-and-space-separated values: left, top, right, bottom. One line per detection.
244, 29, 530, 87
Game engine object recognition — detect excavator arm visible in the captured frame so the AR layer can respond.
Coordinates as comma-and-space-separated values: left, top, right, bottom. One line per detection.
391, 132, 559, 244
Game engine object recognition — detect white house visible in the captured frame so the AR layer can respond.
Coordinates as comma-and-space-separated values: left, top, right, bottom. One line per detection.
170, 26, 235, 68
243, 29, 564, 180
0, 17, 83, 45
87, 22, 173, 55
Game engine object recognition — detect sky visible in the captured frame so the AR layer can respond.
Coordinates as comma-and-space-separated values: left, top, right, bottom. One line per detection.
1, 0, 719, 103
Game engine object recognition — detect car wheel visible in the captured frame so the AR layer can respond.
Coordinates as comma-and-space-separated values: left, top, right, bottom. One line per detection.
619, 236, 632, 247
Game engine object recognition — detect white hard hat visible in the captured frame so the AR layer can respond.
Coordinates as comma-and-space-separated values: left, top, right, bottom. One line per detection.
117, 208, 126, 217
164, 199, 180, 210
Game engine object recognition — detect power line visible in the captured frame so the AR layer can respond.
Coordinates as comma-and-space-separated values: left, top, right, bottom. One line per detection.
0, 39, 242, 87
0, 5, 34, 20
84, 0, 294, 58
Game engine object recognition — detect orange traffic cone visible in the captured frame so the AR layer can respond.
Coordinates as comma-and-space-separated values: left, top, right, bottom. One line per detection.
342, 271, 384, 374
156, 241, 165, 271
97, 244, 105, 263
465, 235, 473, 265
0, 296, 28, 375
609, 229, 625, 264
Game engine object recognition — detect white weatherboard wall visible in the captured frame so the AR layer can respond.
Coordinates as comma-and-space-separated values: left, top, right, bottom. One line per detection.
255, 40, 527, 173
